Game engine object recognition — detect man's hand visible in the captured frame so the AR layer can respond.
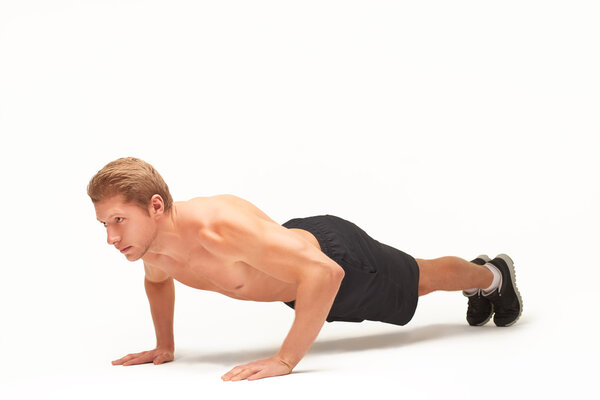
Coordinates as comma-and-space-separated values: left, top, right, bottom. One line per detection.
221, 355, 293, 382
111, 347, 174, 366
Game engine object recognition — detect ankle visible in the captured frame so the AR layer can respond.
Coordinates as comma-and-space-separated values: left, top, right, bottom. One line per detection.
481, 262, 502, 295
479, 267, 494, 289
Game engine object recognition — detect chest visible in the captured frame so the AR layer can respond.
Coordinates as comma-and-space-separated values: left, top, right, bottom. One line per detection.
158, 244, 262, 294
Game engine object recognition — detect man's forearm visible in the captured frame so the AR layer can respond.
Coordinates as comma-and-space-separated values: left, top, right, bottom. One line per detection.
144, 277, 175, 350
276, 269, 344, 369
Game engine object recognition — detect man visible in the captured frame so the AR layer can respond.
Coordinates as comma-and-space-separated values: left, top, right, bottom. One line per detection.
88, 157, 523, 382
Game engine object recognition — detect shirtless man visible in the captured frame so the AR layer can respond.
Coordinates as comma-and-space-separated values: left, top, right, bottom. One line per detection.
88, 157, 523, 382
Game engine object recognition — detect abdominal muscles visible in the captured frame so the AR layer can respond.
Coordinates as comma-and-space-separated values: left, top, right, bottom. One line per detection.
169, 258, 297, 302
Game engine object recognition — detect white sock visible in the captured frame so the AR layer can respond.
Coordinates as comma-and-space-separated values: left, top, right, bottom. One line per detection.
482, 262, 502, 295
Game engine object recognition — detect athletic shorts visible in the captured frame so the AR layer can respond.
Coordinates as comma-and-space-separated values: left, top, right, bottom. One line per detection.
281, 214, 420, 326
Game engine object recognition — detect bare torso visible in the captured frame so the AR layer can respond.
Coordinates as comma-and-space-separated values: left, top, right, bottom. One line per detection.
142, 195, 321, 303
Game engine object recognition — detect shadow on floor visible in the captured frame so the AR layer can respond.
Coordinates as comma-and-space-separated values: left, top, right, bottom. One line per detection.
176, 321, 515, 367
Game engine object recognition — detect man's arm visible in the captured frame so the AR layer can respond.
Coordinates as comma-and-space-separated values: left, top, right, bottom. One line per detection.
144, 271, 175, 351
276, 262, 344, 368
111, 264, 175, 366
203, 207, 345, 380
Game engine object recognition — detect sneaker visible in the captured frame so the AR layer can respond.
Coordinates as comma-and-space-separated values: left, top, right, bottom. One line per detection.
463, 255, 494, 326
482, 254, 523, 327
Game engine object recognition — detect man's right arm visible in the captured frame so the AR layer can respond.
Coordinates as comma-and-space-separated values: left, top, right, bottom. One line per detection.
111, 263, 175, 366
144, 273, 175, 351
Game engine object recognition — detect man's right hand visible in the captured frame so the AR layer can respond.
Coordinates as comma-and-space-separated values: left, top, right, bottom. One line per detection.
111, 347, 174, 366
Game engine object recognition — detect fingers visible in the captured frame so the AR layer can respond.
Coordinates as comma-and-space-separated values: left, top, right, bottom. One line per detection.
221, 365, 238, 380
112, 351, 153, 366
222, 357, 293, 382
112, 352, 144, 365
223, 366, 259, 382
246, 369, 269, 381
123, 352, 154, 366
112, 350, 174, 367
221, 365, 249, 381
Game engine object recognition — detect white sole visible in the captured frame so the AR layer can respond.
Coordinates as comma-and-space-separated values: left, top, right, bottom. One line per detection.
494, 253, 524, 327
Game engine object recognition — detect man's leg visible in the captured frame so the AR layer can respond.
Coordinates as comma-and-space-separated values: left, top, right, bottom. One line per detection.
415, 256, 494, 296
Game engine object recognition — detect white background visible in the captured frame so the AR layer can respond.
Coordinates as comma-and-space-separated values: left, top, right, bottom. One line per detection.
1, 1, 598, 398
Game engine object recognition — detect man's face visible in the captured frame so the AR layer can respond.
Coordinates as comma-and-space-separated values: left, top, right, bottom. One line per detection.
94, 195, 158, 261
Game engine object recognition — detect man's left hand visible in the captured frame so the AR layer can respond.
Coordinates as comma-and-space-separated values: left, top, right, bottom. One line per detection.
221, 355, 293, 381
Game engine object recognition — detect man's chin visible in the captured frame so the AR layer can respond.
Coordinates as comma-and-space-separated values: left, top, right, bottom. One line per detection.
125, 248, 148, 261
125, 252, 142, 261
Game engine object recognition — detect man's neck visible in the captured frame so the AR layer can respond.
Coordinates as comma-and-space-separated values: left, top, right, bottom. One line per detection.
146, 204, 182, 258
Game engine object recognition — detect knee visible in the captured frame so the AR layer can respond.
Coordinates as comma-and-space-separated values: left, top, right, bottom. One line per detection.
415, 258, 434, 296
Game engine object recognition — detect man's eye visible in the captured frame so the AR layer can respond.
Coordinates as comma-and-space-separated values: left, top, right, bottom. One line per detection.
116, 217, 123, 223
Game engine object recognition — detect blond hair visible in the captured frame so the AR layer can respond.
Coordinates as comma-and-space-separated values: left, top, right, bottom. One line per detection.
87, 157, 173, 214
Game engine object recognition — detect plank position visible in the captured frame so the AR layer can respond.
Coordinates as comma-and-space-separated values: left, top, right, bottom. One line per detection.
88, 157, 523, 382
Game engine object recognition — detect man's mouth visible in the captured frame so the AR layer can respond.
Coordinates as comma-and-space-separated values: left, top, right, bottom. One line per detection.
120, 246, 132, 253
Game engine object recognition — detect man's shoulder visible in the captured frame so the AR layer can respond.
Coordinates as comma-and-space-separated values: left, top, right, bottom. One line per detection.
184, 194, 240, 218
178, 194, 247, 231
182, 194, 278, 242
185, 193, 241, 210
188, 194, 275, 222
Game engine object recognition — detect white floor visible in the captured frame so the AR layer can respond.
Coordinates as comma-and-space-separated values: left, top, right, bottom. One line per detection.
2, 263, 596, 399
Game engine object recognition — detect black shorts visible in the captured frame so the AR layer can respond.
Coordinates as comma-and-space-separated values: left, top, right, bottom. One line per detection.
282, 214, 420, 326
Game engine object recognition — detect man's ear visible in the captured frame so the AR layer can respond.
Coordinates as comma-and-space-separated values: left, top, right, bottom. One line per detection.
149, 194, 165, 215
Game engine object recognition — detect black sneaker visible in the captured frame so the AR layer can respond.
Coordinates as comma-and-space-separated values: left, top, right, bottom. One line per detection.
482, 254, 523, 327
463, 254, 494, 326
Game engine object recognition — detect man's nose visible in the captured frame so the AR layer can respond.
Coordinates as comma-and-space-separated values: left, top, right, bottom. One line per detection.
106, 229, 120, 246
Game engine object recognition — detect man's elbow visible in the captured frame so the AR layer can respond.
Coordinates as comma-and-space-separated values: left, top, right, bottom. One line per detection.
330, 264, 345, 280
320, 263, 345, 283
297, 262, 344, 285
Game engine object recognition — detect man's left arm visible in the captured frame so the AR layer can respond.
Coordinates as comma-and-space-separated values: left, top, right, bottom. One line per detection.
202, 210, 344, 381
276, 264, 344, 370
